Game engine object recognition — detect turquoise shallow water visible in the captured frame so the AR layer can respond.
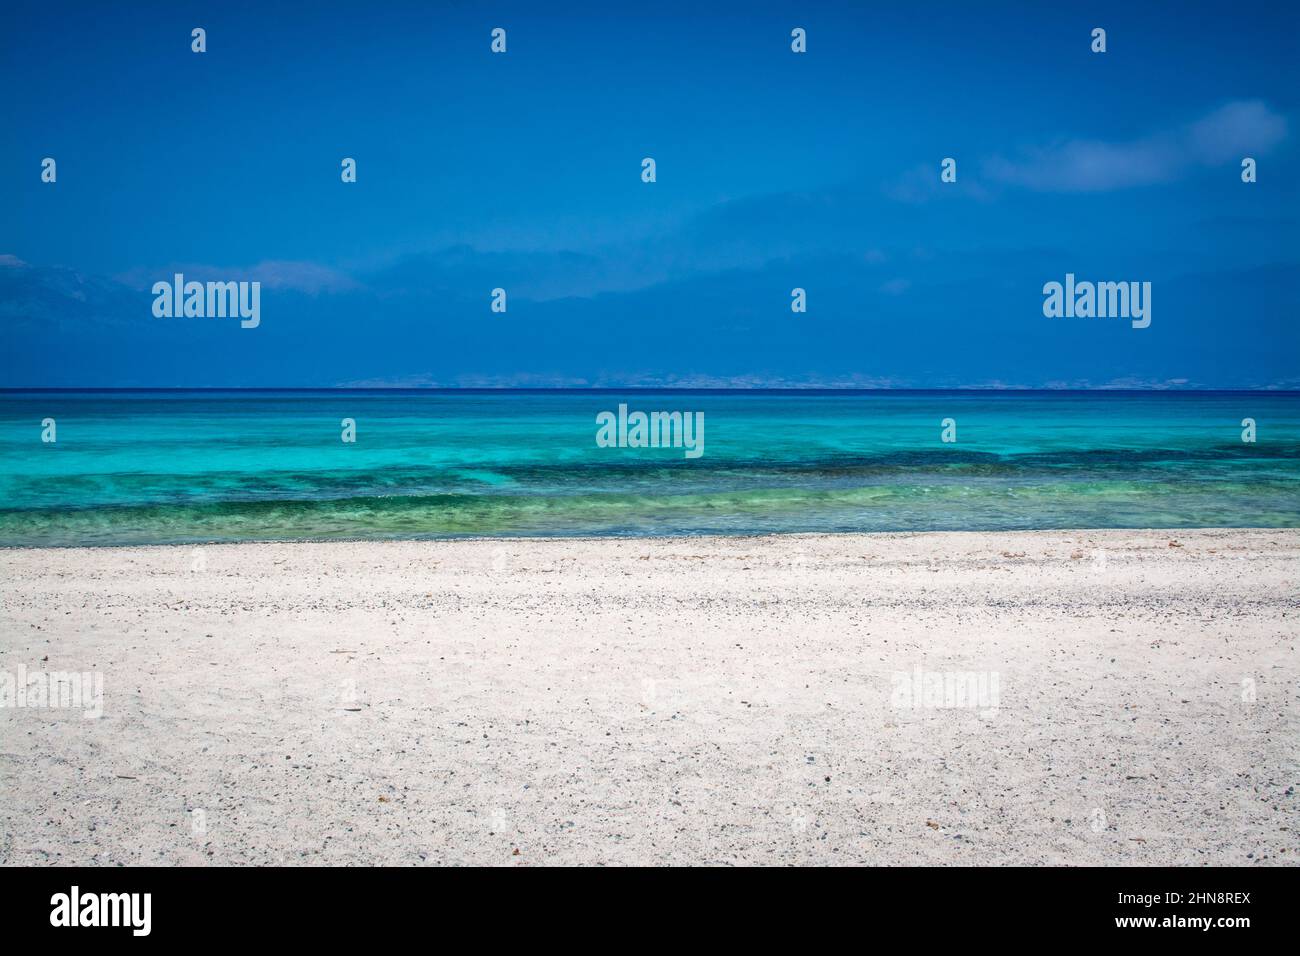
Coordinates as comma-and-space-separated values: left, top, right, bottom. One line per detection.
0, 390, 1297, 546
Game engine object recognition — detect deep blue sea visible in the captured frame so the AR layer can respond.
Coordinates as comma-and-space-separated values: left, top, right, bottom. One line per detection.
1, 390, 1297, 546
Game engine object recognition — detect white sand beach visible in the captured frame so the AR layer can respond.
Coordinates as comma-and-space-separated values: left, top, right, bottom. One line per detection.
1, 529, 1296, 866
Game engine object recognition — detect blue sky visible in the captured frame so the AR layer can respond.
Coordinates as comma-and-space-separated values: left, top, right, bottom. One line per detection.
2, 0, 1297, 387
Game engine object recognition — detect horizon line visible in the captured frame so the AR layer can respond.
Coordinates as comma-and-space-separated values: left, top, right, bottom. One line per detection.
3, 387, 1299, 395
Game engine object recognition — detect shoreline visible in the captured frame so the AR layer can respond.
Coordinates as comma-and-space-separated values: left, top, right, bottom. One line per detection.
2, 528, 1297, 865
2, 524, 1298, 552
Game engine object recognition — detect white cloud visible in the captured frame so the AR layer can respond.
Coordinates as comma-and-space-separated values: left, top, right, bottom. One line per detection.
1188, 101, 1288, 163
983, 100, 1288, 192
